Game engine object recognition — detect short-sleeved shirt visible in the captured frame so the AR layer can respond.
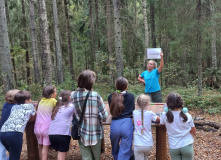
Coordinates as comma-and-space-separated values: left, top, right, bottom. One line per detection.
71, 88, 108, 146
0, 102, 16, 130
1, 103, 36, 133
49, 103, 75, 136
160, 111, 195, 149
141, 69, 161, 93
35, 98, 57, 125
133, 110, 157, 146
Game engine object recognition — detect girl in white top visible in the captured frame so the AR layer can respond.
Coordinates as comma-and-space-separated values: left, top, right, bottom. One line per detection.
160, 92, 196, 160
133, 94, 160, 160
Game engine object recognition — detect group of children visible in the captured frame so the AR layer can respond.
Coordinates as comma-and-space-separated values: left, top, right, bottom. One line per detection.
0, 70, 196, 160
109, 77, 196, 160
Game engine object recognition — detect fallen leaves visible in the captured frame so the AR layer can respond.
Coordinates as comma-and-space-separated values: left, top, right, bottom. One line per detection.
19, 109, 220, 160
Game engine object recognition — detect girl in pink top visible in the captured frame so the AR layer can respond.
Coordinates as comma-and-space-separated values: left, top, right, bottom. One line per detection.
34, 86, 57, 160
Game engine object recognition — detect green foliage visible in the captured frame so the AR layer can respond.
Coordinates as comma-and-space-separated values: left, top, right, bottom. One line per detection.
162, 86, 221, 114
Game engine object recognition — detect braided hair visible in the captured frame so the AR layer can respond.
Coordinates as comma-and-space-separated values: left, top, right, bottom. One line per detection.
136, 94, 150, 134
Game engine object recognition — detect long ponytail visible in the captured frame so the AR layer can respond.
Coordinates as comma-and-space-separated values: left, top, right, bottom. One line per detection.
110, 93, 125, 117
51, 90, 71, 120
110, 77, 128, 117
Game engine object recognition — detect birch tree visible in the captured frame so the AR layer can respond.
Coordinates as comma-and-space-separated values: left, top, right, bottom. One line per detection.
113, 0, 123, 78
53, 0, 63, 84
0, 0, 14, 93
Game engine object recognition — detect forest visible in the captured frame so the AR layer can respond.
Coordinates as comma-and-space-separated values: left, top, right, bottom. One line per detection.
0, 0, 221, 112
0, 0, 221, 159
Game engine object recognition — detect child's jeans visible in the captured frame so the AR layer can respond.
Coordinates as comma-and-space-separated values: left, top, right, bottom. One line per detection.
110, 118, 134, 160
134, 145, 152, 160
0, 141, 8, 160
0, 132, 23, 160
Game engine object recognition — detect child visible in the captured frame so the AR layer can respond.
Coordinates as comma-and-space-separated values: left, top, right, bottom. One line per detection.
48, 90, 75, 160
133, 94, 160, 160
0, 90, 36, 160
160, 92, 196, 160
34, 86, 57, 160
108, 77, 135, 160
0, 89, 20, 160
71, 70, 108, 160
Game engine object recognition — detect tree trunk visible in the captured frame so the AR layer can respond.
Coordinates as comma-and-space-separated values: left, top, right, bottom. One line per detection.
64, 0, 75, 84
89, 0, 96, 70
197, 0, 202, 97
38, 0, 52, 85
210, 0, 217, 70
0, 0, 14, 94
29, 0, 41, 83
150, 0, 156, 48
22, 0, 31, 85
105, 0, 114, 84
5, 0, 18, 86
94, 0, 100, 49
142, 0, 149, 70
113, 0, 123, 78
53, 0, 64, 84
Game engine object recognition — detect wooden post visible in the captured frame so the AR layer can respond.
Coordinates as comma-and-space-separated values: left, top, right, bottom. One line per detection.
156, 125, 167, 160
25, 121, 39, 160
101, 137, 105, 153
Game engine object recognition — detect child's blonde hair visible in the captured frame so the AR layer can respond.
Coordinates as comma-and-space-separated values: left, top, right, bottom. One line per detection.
136, 94, 150, 134
4, 89, 20, 104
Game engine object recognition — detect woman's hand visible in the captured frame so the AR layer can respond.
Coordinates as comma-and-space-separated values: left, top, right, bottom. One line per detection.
160, 51, 163, 58
138, 76, 145, 84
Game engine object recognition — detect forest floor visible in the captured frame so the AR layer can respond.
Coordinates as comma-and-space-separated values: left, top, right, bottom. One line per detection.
19, 109, 221, 160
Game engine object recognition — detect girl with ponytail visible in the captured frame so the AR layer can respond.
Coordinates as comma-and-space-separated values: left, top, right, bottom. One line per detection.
48, 90, 75, 160
160, 92, 196, 160
133, 94, 160, 160
108, 77, 135, 160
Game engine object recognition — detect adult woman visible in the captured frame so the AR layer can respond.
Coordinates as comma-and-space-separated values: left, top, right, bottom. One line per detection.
71, 70, 108, 160
138, 52, 164, 103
